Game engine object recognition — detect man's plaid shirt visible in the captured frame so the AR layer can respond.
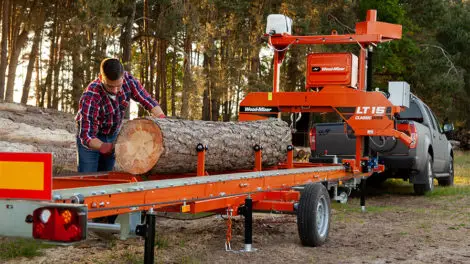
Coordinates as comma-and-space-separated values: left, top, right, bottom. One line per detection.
75, 72, 158, 147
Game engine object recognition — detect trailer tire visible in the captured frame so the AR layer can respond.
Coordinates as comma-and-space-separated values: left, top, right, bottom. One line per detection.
297, 183, 331, 247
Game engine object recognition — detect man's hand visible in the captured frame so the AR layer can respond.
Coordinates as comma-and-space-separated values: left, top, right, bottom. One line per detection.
99, 142, 114, 156
150, 106, 166, 118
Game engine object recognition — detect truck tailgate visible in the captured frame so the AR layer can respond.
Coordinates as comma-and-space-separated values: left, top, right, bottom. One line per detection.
315, 123, 355, 155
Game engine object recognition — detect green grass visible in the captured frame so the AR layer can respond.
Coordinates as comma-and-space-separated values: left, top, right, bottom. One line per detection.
155, 233, 169, 249
180, 255, 202, 264
0, 238, 53, 260
332, 201, 398, 223
424, 151, 470, 197
455, 151, 470, 169
332, 202, 393, 213
122, 251, 143, 264
454, 151, 470, 184
426, 185, 470, 197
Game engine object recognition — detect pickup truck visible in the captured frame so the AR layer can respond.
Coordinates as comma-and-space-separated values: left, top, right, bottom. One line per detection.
309, 94, 455, 195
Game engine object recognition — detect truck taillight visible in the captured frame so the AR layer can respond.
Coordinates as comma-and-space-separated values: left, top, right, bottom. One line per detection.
33, 207, 86, 243
309, 127, 316, 151
409, 123, 418, 149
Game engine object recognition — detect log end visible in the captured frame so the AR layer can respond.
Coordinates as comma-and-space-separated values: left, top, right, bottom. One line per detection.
115, 119, 164, 174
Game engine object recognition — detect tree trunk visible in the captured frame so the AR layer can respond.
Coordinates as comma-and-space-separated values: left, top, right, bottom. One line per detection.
202, 53, 211, 120
149, 39, 157, 99
223, 91, 231, 122
181, 30, 192, 119
0, 0, 9, 100
138, 40, 148, 117
171, 44, 177, 117
21, 11, 44, 105
52, 30, 63, 109
120, 0, 136, 119
35, 56, 41, 106
93, 28, 104, 76
46, 6, 59, 108
71, 47, 83, 112
247, 1, 264, 91
5, 30, 28, 102
115, 118, 292, 175
210, 52, 219, 121
121, 0, 136, 72
222, 41, 231, 122
286, 46, 301, 92
159, 39, 168, 114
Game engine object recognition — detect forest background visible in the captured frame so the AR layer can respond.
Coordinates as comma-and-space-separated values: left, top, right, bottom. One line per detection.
0, 0, 469, 131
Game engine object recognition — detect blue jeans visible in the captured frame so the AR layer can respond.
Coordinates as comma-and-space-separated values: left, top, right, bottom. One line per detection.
76, 133, 118, 173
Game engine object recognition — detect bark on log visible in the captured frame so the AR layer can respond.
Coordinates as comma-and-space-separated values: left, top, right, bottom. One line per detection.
0, 103, 79, 174
0, 117, 75, 147
0, 141, 76, 174
115, 118, 292, 175
0, 102, 27, 112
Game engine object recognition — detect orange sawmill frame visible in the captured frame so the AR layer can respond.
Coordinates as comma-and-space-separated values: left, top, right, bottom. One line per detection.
239, 10, 411, 173
53, 146, 380, 219
46, 10, 400, 220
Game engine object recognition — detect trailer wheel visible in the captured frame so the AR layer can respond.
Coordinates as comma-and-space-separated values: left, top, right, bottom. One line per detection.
297, 183, 331, 247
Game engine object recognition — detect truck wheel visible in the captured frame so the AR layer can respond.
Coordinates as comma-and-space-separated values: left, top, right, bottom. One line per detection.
438, 155, 454, 186
297, 183, 331, 247
413, 154, 434, 195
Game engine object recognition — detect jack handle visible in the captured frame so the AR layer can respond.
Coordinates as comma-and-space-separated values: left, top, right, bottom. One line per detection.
392, 130, 413, 147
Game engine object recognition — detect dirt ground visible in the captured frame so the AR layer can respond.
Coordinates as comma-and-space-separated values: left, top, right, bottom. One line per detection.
3, 181, 470, 264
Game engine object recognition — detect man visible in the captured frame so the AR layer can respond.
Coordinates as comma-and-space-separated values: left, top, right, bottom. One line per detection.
75, 58, 165, 172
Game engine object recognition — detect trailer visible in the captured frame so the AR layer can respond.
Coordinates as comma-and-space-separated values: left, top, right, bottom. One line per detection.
0, 10, 412, 263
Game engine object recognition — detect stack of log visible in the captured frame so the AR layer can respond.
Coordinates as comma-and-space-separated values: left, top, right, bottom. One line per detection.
0, 102, 77, 174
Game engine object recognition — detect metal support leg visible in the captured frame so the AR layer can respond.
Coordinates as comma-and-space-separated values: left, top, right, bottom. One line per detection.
196, 143, 208, 176
254, 145, 263, 171
360, 178, 366, 212
136, 209, 156, 264
116, 211, 142, 240
242, 196, 256, 252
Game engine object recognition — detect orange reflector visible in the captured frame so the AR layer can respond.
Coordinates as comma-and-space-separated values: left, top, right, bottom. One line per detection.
61, 210, 72, 224
0, 161, 44, 190
181, 204, 190, 213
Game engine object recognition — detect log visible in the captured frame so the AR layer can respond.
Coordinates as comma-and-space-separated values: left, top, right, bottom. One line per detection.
0, 102, 27, 113
0, 103, 80, 174
0, 118, 75, 147
115, 118, 292, 174
0, 141, 77, 174
294, 146, 311, 162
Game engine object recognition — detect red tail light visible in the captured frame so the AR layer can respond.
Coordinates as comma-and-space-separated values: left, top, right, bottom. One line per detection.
309, 127, 317, 151
409, 123, 418, 149
32, 206, 86, 243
